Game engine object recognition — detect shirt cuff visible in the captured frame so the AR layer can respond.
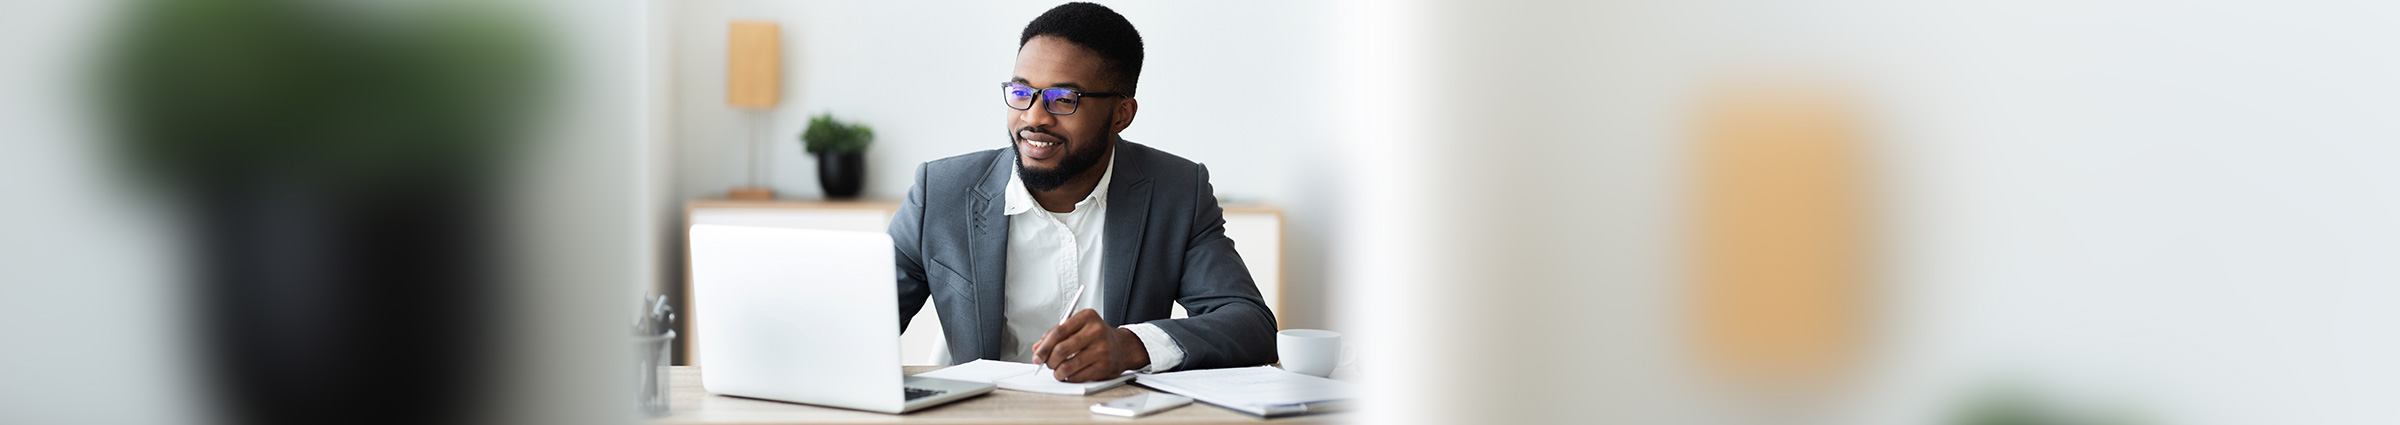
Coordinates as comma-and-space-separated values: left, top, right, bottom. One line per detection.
1121, 323, 1185, 373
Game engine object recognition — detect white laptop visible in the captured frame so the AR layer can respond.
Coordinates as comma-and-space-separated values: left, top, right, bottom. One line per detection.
688, 224, 995, 413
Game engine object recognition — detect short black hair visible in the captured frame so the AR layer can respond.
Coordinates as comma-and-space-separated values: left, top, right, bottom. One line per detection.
1019, 2, 1145, 97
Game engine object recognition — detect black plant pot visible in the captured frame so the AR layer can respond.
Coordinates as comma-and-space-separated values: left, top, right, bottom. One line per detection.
817, 152, 866, 199
197, 182, 493, 425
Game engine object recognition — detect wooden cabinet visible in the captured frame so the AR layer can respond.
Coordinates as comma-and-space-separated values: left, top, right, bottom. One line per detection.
680, 199, 1284, 365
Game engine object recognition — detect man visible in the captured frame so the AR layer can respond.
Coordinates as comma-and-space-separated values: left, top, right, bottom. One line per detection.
889, 2, 1277, 382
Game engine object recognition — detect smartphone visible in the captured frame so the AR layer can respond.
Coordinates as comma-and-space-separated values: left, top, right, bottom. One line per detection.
1090, 393, 1194, 417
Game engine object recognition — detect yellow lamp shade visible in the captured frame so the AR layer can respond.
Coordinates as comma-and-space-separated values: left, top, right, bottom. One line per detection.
1688, 83, 1869, 385
727, 21, 781, 110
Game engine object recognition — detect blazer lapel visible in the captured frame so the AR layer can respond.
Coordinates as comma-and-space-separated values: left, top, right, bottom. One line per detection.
1101, 143, 1152, 326
967, 150, 1012, 360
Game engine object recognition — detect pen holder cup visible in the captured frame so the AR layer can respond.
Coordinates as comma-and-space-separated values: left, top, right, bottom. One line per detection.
635, 330, 676, 417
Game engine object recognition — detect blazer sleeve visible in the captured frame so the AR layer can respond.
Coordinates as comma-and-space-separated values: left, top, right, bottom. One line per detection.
1138, 163, 1280, 370
892, 162, 933, 333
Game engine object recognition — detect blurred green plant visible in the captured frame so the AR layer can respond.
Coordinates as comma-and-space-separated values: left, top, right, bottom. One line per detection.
800, 113, 875, 155
101, 0, 551, 189
1953, 384, 2146, 425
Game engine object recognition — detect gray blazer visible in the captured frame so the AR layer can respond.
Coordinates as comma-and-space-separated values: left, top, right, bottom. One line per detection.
890, 140, 1278, 371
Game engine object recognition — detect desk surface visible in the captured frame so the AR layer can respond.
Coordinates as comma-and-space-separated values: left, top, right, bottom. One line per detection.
655, 366, 1346, 425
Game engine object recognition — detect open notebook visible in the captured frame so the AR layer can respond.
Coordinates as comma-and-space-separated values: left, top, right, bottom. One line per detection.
911, 359, 1134, 395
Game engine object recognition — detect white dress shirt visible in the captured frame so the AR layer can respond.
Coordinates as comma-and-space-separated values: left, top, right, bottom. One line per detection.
928, 152, 1187, 372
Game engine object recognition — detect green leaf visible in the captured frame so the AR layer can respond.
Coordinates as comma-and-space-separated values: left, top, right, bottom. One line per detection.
800, 112, 874, 154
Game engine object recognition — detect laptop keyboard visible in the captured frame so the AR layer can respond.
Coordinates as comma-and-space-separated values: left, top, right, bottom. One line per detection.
904, 387, 946, 401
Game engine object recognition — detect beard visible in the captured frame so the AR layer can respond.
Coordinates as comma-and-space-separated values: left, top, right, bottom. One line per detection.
1009, 126, 1111, 192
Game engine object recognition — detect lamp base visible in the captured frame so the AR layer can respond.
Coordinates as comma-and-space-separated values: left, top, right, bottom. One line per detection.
725, 187, 775, 200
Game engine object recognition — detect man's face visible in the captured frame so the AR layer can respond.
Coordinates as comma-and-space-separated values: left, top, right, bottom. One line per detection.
1007, 36, 1129, 192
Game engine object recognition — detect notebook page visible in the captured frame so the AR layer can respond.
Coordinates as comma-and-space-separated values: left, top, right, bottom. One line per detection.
913, 359, 1132, 395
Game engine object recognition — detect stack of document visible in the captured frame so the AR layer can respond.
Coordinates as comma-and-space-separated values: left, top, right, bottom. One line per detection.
1134, 366, 1355, 417
911, 359, 1134, 395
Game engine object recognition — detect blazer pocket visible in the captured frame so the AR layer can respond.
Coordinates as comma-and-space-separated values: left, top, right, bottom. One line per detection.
921, 259, 969, 291
927, 258, 970, 286
925, 258, 972, 315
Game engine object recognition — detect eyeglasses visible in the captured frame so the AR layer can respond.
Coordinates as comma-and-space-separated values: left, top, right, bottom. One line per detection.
1001, 82, 1128, 116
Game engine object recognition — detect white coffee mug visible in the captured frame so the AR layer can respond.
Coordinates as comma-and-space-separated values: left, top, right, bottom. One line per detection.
1276, 329, 1354, 378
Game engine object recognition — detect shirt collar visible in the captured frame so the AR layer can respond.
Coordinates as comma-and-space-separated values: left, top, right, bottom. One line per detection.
1003, 145, 1115, 216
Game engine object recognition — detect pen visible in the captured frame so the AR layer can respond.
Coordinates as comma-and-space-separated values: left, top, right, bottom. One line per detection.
1058, 284, 1085, 326
1038, 284, 1086, 374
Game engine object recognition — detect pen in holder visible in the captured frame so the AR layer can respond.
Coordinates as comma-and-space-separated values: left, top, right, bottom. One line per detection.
635, 329, 676, 416
635, 294, 677, 416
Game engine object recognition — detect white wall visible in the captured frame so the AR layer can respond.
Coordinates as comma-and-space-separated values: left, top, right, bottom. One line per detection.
0, 1, 192, 422
1340, 0, 2400, 424
663, 0, 1347, 330
1853, 1, 2400, 424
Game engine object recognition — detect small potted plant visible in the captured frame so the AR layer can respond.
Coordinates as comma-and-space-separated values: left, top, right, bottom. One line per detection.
801, 113, 874, 199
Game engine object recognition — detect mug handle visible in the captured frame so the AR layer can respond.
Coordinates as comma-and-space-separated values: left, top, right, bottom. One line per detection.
1339, 342, 1357, 368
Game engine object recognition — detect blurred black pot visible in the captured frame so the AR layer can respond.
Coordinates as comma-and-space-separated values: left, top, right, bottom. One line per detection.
817, 152, 865, 199
192, 183, 495, 425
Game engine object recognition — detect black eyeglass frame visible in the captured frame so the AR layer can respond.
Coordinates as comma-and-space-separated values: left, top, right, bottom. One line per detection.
1000, 82, 1130, 116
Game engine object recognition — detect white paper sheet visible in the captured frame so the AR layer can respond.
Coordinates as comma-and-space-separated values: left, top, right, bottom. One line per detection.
912, 359, 1133, 395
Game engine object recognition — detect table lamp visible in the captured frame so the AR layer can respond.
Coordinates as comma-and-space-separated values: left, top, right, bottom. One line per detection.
726, 20, 781, 200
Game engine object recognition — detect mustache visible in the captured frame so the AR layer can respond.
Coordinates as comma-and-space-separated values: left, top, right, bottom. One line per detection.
1014, 126, 1054, 141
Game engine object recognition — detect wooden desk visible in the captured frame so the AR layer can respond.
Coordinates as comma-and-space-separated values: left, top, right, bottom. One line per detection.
656, 366, 1344, 424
